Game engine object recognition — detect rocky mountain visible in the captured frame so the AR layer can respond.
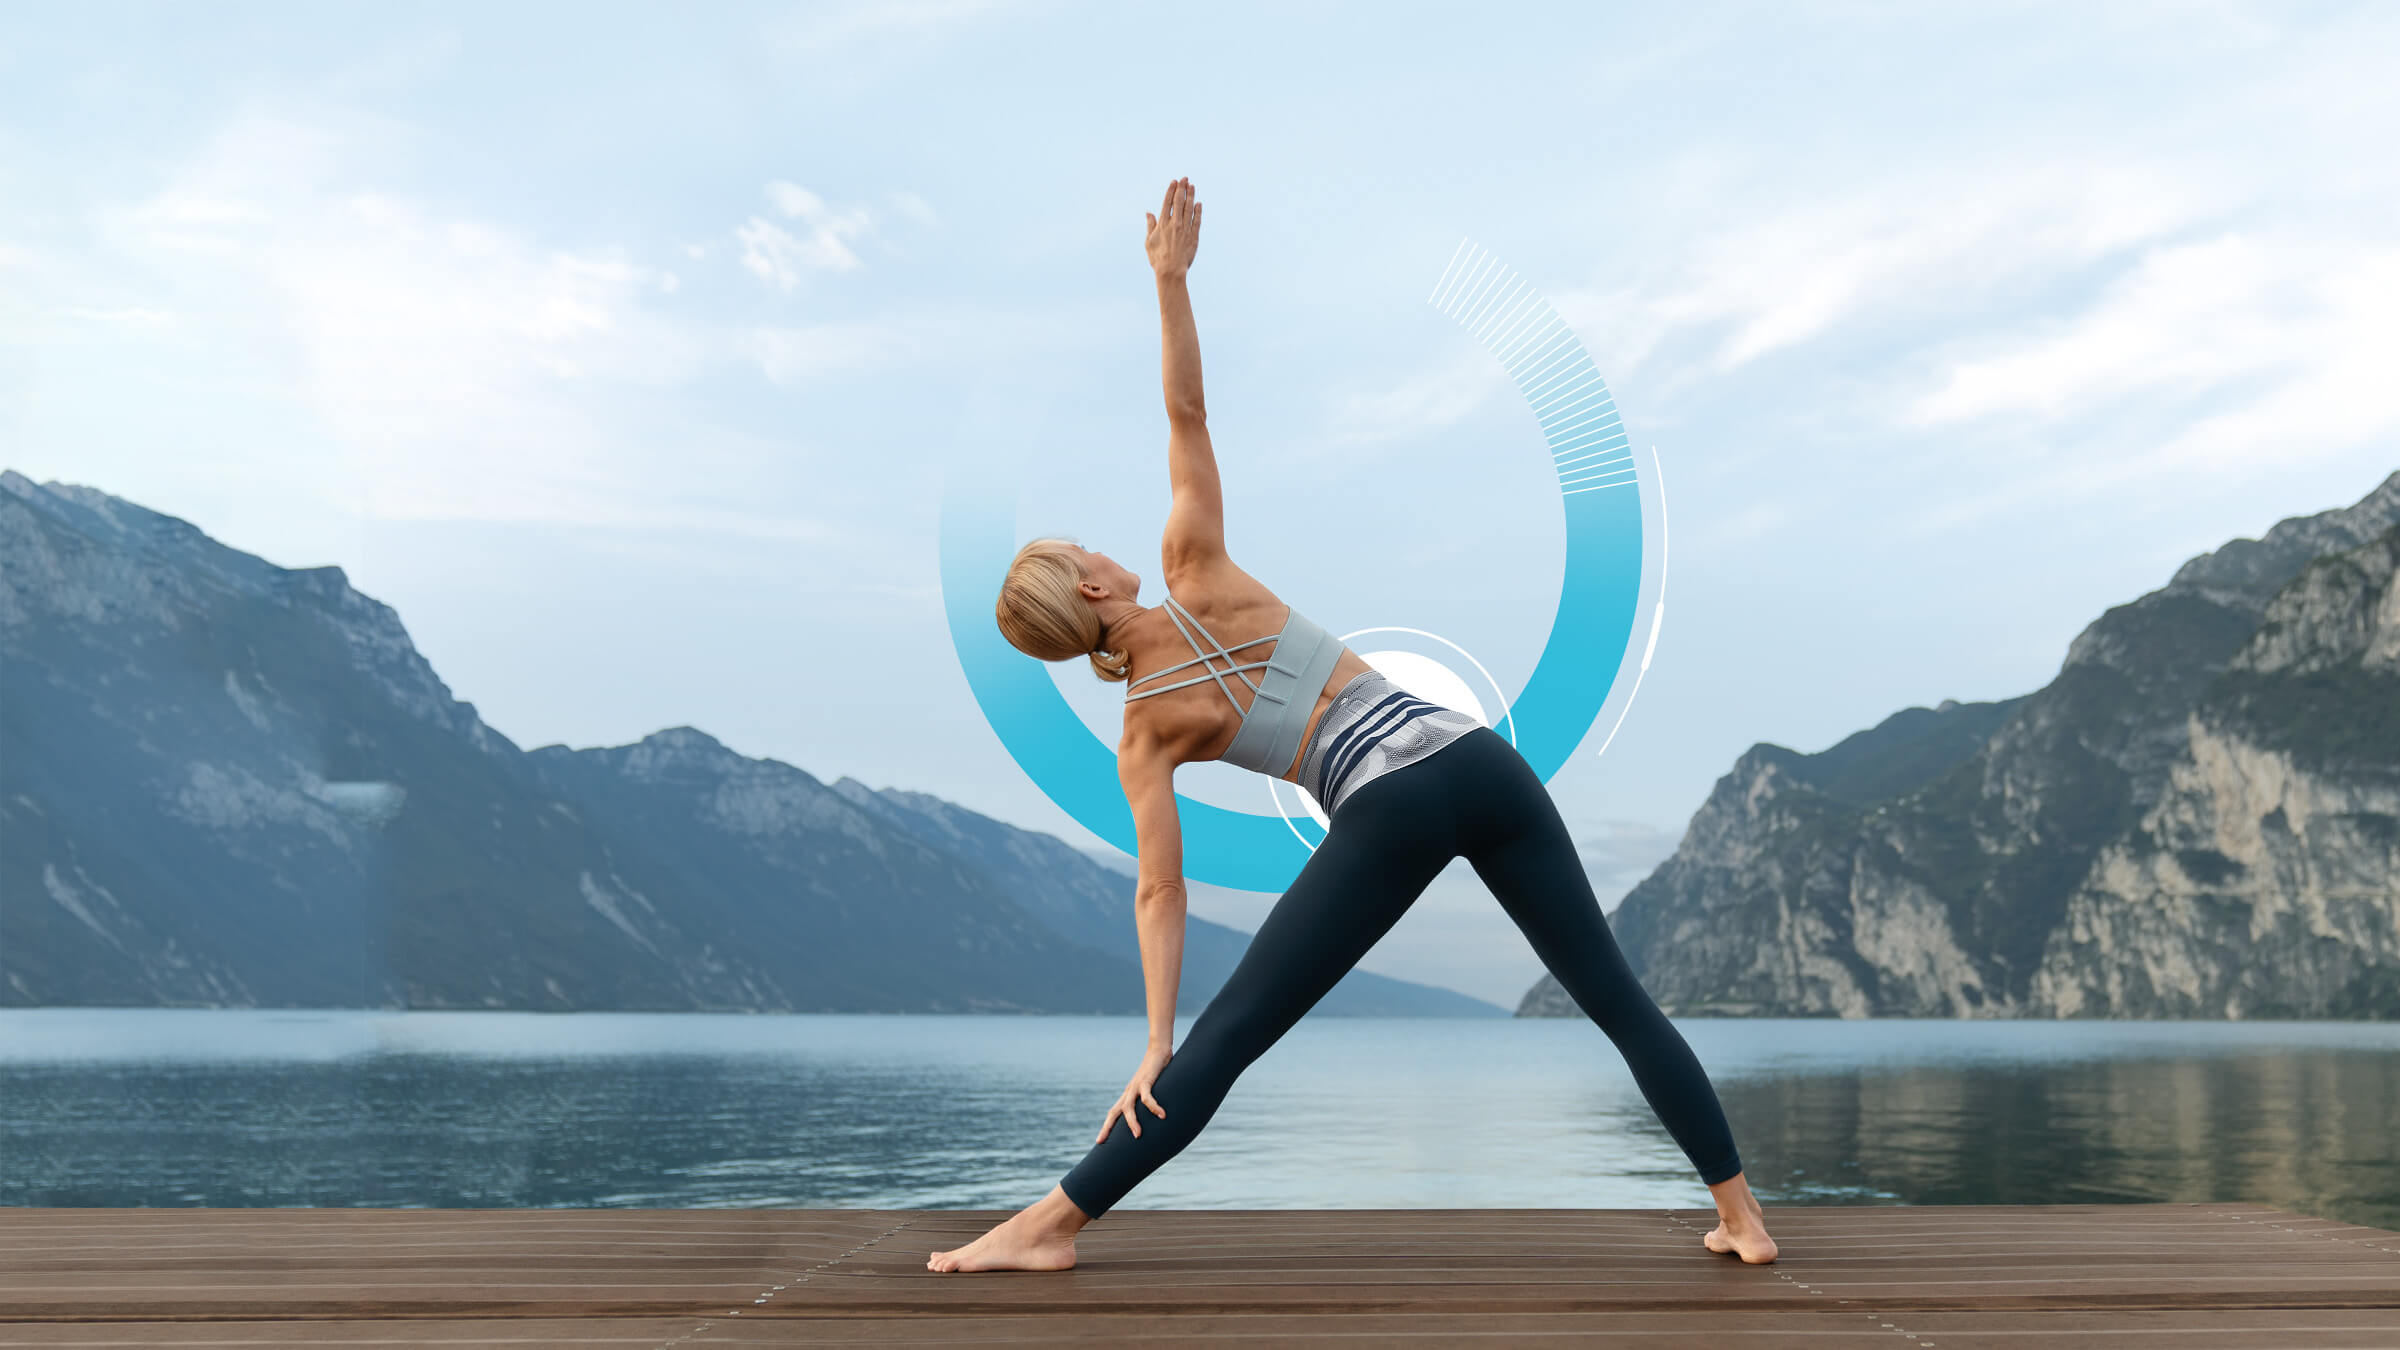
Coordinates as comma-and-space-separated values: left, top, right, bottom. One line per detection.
1521, 471, 2400, 1020
0, 470, 1498, 1015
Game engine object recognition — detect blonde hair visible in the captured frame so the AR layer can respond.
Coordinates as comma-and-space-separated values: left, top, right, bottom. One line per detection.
995, 536, 1133, 683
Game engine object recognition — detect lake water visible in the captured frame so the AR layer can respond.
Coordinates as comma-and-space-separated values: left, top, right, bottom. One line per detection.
5, 1011, 2397, 1230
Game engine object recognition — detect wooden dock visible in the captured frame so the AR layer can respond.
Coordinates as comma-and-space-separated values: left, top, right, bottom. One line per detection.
3, 1204, 2398, 1346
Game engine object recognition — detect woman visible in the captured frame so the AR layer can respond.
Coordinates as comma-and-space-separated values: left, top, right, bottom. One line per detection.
930, 177, 1777, 1273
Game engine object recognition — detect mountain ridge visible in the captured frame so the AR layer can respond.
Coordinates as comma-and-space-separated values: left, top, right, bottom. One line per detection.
0, 470, 1498, 1015
1520, 469, 2400, 1019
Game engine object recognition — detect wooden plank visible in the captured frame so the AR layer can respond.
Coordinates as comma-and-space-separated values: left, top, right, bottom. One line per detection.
0, 1208, 913, 1322
7, 1313, 2400, 1348
684, 1308, 2400, 1347
776, 1203, 2400, 1317
0, 1318, 706, 1346
0, 1205, 2390, 1348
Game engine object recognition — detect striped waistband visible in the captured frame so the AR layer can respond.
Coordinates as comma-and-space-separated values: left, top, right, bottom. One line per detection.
1293, 669, 1483, 816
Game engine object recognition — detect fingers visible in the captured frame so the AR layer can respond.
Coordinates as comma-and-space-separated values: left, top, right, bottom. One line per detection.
1141, 1085, 1166, 1119
1097, 1094, 1146, 1141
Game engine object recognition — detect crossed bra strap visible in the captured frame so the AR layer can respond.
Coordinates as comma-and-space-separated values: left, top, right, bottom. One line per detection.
1121, 591, 1345, 776
1122, 593, 1273, 710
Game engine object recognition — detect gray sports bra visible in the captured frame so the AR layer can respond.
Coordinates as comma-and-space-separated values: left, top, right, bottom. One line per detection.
1122, 591, 1345, 776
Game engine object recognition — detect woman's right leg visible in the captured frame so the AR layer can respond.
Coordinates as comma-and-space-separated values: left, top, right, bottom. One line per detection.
1057, 760, 1462, 1221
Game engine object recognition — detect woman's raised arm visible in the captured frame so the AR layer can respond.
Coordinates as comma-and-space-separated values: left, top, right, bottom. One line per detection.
1145, 177, 1226, 572
1146, 177, 1204, 417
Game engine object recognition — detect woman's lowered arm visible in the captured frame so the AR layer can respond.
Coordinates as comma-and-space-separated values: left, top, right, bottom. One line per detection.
1118, 733, 1187, 1053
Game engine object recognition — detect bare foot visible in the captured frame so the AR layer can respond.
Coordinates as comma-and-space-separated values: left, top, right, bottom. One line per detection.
1701, 1170, 1778, 1263
926, 1190, 1085, 1273
1703, 1219, 1779, 1264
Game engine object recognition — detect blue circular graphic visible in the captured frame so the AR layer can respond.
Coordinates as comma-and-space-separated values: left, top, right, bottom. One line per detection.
939, 241, 1646, 892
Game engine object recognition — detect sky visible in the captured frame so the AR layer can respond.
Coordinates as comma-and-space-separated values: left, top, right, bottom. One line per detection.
4, 0, 2397, 1007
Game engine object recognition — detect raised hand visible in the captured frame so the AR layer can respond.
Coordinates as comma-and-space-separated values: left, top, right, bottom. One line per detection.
1145, 176, 1201, 278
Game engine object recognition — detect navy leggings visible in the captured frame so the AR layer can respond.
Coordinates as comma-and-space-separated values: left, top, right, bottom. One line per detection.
1058, 724, 1744, 1219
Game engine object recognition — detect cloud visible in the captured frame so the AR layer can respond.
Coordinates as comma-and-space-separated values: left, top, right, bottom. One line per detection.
1317, 349, 1509, 448
1637, 156, 2214, 386
1320, 154, 2207, 452
1566, 817, 1682, 908
1899, 231, 2400, 529
49, 104, 1102, 536
756, 0, 1052, 100
1905, 232, 2306, 427
736, 180, 877, 291
50, 306, 174, 326
749, 299, 1112, 386
749, 319, 928, 383
78, 105, 806, 531
764, 0, 1018, 55
1679, 499, 1795, 558
1345, 125, 2390, 542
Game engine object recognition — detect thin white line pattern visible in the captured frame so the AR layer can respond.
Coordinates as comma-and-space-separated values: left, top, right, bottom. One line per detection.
1427, 239, 1634, 495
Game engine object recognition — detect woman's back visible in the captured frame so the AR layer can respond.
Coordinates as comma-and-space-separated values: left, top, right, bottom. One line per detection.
1118, 558, 1371, 783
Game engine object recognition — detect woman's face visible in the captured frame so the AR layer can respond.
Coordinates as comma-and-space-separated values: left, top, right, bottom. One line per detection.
1077, 543, 1141, 602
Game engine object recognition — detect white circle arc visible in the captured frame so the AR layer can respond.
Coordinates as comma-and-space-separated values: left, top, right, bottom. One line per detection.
1265, 442, 1672, 857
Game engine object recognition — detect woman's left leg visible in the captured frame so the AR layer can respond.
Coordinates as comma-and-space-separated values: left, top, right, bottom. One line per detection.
1447, 727, 1775, 1262
929, 757, 1462, 1272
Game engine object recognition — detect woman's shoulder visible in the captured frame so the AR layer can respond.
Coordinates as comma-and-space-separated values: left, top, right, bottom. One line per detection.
1162, 549, 1280, 614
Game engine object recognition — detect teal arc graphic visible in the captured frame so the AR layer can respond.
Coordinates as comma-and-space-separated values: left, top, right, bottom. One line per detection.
938, 240, 1646, 893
